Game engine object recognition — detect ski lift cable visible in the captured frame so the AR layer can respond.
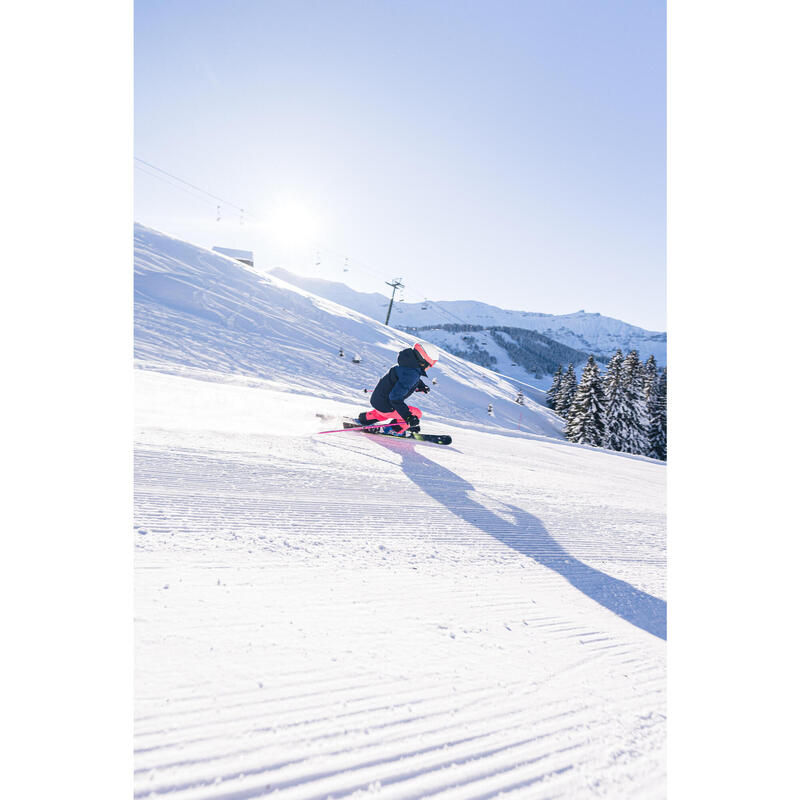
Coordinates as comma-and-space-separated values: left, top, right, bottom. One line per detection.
137, 159, 391, 285
135, 160, 408, 302
135, 163, 254, 227
309, 239, 474, 327
134, 157, 253, 218
135, 163, 225, 209
136, 157, 480, 329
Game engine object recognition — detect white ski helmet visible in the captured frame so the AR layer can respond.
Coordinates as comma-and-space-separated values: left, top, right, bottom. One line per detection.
414, 342, 439, 367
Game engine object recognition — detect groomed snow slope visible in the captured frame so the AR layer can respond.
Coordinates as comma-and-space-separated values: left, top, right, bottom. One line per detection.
135, 225, 666, 799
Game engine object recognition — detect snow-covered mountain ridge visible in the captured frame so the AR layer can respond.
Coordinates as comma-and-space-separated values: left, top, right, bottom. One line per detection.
269, 267, 667, 367
401, 323, 600, 391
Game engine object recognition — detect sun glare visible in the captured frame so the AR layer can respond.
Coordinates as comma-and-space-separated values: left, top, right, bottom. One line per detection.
269, 199, 318, 249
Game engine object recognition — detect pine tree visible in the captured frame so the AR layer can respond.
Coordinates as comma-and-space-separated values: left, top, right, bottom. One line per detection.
565, 356, 605, 446
546, 366, 563, 409
642, 355, 660, 456
554, 363, 577, 418
619, 350, 648, 455
648, 369, 667, 460
602, 350, 626, 451
643, 355, 659, 403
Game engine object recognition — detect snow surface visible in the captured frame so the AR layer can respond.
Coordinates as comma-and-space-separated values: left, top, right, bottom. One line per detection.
135, 224, 666, 799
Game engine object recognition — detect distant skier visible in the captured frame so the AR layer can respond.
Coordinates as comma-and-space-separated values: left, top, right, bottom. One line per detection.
357, 342, 439, 434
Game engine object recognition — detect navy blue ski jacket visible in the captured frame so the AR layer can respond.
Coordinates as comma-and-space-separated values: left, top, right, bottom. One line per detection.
370, 348, 428, 420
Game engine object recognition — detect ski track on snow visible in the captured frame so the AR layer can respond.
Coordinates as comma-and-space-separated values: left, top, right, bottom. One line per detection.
135, 393, 665, 800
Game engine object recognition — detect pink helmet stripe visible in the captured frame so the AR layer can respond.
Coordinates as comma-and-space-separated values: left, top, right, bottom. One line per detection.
414, 342, 439, 366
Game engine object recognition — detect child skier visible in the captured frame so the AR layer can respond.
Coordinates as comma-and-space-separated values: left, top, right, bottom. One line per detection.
357, 342, 439, 434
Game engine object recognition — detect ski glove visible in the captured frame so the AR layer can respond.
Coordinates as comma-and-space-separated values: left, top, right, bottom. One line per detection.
415, 383, 430, 394
404, 414, 421, 432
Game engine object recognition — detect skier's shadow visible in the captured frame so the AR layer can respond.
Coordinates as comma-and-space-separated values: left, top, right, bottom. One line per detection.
380, 440, 666, 640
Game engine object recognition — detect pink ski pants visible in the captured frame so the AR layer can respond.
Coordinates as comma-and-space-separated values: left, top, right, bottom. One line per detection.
365, 406, 422, 433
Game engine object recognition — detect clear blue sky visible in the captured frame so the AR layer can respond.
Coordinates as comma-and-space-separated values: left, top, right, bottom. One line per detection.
135, 0, 665, 330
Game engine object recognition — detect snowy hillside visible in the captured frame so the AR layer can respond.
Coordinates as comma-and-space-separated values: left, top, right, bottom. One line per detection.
269, 268, 667, 366
135, 224, 666, 799
135, 224, 562, 432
